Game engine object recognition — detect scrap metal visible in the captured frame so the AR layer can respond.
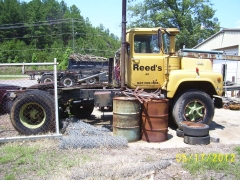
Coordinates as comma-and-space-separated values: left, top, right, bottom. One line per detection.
121, 86, 164, 103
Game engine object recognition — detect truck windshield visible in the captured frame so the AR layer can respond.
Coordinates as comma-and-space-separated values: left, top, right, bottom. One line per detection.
134, 34, 159, 53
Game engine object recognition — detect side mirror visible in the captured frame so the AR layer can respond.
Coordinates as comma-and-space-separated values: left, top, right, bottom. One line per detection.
158, 28, 162, 49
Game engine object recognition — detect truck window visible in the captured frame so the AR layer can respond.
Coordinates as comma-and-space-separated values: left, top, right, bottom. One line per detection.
134, 34, 159, 53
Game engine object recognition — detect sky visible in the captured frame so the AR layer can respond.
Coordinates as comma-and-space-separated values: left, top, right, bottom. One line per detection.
24, 0, 240, 37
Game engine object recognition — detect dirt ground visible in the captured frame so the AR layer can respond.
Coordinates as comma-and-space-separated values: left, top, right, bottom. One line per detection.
1, 100, 240, 179
84, 105, 240, 149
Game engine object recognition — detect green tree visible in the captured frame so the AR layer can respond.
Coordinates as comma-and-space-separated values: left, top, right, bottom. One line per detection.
0, 0, 120, 66
128, 0, 220, 49
0, 0, 23, 39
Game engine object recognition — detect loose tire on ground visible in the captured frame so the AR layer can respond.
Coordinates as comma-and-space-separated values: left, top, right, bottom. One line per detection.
70, 104, 94, 119
176, 128, 184, 137
40, 75, 54, 83
172, 90, 214, 129
184, 135, 210, 145
60, 76, 75, 87
10, 90, 55, 135
182, 122, 209, 137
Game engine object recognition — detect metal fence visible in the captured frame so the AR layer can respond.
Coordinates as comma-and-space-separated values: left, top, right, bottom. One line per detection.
0, 58, 61, 142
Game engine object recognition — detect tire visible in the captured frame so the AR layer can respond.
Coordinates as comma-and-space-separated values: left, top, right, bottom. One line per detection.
172, 90, 214, 129
176, 128, 184, 137
182, 122, 209, 137
70, 104, 94, 119
184, 135, 210, 145
1, 96, 14, 114
60, 76, 75, 87
40, 75, 54, 83
7, 99, 14, 114
10, 90, 55, 135
86, 77, 98, 85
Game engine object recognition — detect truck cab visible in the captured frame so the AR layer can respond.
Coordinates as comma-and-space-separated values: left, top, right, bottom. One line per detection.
124, 27, 223, 99
118, 27, 224, 128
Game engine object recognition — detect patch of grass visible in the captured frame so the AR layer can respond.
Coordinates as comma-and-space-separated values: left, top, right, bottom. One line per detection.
144, 155, 155, 162
234, 146, 240, 155
0, 141, 94, 179
4, 173, 15, 180
182, 154, 231, 174
181, 146, 240, 179
0, 144, 37, 164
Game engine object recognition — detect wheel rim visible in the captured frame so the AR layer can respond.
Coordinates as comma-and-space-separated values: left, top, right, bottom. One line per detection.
44, 78, 52, 83
87, 78, 96, 84
63, 78, 72, 86
19, 102, 46, 129
184, 100, 205, 122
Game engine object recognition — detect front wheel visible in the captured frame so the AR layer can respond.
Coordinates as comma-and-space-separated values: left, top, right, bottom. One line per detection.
172, 90, 214, 129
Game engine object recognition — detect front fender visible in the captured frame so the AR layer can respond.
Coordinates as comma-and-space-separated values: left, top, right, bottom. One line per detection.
163, 70, 223, 98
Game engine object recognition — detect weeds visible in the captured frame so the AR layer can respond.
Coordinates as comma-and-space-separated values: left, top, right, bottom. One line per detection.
0, 141, 93, 179
182, 146, 240, 179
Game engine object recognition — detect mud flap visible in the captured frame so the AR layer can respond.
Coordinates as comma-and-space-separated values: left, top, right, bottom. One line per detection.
213, 96, 223, 108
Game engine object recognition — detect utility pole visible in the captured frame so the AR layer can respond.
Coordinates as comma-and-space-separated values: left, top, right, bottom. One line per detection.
121, 0, 126, 89
72, 18, 75, 52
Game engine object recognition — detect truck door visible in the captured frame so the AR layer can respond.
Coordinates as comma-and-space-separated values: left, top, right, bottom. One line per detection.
128, 34, 164, 89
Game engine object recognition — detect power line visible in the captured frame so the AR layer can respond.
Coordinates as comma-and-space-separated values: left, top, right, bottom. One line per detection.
0, 47, 116, 53
0, 18, 84, 28
0, 31, 115, 40
0, 33, 71, 40
0, 20, 86, 30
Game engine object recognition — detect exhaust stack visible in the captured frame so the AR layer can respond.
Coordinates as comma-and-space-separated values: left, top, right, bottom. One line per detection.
120, 0, 126, 88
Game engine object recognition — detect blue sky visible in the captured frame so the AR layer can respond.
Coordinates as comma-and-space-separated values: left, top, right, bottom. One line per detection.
65, 0, 240, 37
24, 0, 240, 37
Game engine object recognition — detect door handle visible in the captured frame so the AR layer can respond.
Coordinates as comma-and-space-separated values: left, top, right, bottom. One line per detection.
131, 58, 140, 63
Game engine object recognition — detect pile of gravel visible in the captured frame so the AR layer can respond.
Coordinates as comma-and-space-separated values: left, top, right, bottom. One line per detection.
59, 120, 128, 149
71, 160, 171, 179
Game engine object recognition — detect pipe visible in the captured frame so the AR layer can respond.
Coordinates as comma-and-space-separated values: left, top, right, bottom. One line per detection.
77, 72, 107, 82
181, 48, 224, 54
121, 0, 127, 88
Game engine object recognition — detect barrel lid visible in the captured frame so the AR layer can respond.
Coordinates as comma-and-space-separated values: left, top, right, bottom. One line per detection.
113, 96, 137, 101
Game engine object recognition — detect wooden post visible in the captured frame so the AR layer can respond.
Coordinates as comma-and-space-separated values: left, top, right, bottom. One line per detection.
222, 64, 227, 84
231, 76, 235, 97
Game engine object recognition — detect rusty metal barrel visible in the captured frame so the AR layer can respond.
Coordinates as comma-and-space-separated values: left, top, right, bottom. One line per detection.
113, 97, 141, 142
141, 98, 169, 142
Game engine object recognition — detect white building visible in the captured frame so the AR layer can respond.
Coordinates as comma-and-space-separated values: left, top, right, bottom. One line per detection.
193, 28, 240, 85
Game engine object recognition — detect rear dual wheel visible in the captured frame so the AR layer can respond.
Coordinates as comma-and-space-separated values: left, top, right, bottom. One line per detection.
70, 104, 94, 119
60, 76, 75, 87
10, 90, 55, 135
86, 77, 98, 85
41, 75, 54, 83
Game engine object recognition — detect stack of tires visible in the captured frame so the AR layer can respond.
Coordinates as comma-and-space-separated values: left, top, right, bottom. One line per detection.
176, 121, 210, 145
